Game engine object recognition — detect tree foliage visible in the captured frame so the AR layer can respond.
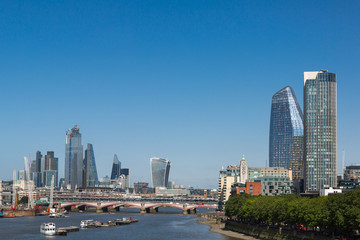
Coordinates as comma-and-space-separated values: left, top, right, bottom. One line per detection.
225, 189, 360, 235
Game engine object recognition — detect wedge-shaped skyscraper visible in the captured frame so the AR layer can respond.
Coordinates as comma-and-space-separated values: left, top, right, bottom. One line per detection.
269, 86, 304, 181
111, 154, 121, 179
304, 70, 337, 191
150, 157, 171, 188
83, 144, 99, 187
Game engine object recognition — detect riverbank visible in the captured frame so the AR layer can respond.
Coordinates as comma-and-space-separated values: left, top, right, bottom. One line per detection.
197, 213, 258, 240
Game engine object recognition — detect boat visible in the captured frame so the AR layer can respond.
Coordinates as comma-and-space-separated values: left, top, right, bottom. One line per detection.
80, 220, 101, 228
3, 213, 16, 218
80, 220, 94, 228
40, 223, 56, 236
49, 213, 66, 218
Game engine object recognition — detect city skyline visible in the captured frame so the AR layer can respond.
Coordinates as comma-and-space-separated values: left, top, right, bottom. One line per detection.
0, 1, 359, 188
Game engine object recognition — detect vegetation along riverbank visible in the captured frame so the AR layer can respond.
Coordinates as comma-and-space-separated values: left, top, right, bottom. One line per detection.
225, 189, 360, 239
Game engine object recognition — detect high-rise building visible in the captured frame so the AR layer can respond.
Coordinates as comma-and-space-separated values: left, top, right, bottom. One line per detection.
36, 151, 42, 173
304, 70, 337, 191
150, 157, 171, 188
65, 126, 83, 189
42, 151, 58, 187
83, 143, 99, 187
110, 154, 121, 180
269, 86, 304, 182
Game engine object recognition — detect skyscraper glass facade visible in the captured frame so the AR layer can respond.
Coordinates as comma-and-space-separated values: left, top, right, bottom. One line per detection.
304, 70, 337, 191
83, 143, 99, 187
150, 158, 171, 188
65, 126, 83, 189
111, 154, 121, 179
269, 86, 304, 181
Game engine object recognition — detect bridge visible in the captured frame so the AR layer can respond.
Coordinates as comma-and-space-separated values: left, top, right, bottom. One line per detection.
58, 200, 217, 215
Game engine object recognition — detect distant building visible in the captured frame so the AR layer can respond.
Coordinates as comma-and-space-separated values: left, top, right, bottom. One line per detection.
43, 170, 57, 187
18, 170, 26, 180
43, 151, 58, 187
118, 174, 129, 189
232, 182, 261, 196
344, 165, 360, 181
83, 144, 99, 187
65, 126, 83, 189
120, 168, 129, 176
258, 177, 293, 196
150, 158, 171, 188
320, 187, 342, 196
155, 187, 189, 197
110, 154, 121, 180
248, 167, 292, 182
304, 70, 337, 191
269, 86, 304, 184
218, 167, 238, 203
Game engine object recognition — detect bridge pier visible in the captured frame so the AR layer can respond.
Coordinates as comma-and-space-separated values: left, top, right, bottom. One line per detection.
140, 203, 146, 214
183, 205, 188, 215
71, 206, 79, 212
189, 208, 196, 214
149, 207, 158, 213
96, 202, 103, 213
108, 206, 116, 212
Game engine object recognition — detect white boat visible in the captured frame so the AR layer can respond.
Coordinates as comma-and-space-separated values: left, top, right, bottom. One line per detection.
49, 213, 66, 218
80, 220, 94, 228
40, 222, 56, 235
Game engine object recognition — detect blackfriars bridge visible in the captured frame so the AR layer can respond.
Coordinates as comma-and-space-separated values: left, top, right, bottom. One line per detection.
55, 197, 218, 215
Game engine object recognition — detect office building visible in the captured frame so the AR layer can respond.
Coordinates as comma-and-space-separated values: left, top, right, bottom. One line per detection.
259, 177, 293, 196
110, 154, 121, 180
344, 165, 360, 181
304, 70, 337, 191
269, 86, 304, 182
18, 170, 26, 180
42, 151, 58, 187
65, 126, 83, 189
83, 143, 99, 187
150, 157, 171, 188
248, 167, 292, 182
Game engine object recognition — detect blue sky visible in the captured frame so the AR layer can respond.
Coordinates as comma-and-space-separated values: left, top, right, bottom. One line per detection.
0, 1, 359, 188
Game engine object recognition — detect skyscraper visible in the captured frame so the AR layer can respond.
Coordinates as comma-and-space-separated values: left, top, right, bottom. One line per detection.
83, 143, 99, 187
269, 86, 304, 182
43, 151, 58, 187
110, 154, 121, 180
65, 126, 83, 189
150, 157, 171, 188
304, 70, 337, 191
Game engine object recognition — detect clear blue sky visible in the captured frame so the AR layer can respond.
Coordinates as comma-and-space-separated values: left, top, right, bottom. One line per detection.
0, 1, 359, 188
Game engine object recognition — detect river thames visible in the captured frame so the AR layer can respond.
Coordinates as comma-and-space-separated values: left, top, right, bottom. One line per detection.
0, 209, 239, 240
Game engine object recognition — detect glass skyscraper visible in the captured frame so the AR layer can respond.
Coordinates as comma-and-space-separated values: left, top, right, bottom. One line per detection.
304, 70, 337, 191
150, 157, 171, 188
269, 86, 304, 181
65, 126, 83, 189
110, 154, 121, 179
83, 143, 99, 187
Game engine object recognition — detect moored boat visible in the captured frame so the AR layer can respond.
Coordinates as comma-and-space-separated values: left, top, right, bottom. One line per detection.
49, 213, 66, 218
80, 220, 94, 228
40, 222, 56, 236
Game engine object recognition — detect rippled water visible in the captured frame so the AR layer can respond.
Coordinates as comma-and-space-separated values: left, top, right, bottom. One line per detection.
0, 208, 237, 240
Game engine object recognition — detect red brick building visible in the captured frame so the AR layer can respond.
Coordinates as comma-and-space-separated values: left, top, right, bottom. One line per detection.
231, 182, 261, 196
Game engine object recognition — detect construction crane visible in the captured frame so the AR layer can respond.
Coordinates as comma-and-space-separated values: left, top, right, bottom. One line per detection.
12, 170, 16, 207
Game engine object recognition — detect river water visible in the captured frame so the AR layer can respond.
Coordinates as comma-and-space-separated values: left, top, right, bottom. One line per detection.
0, 208, 238, 240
